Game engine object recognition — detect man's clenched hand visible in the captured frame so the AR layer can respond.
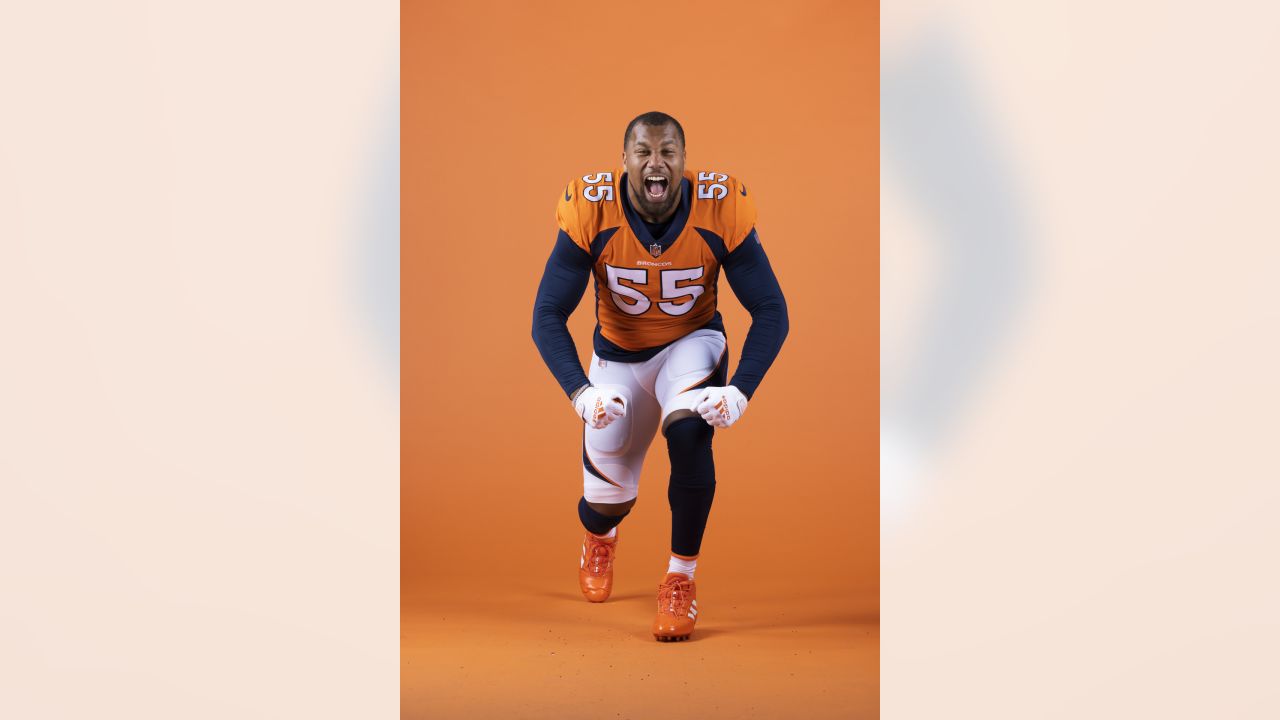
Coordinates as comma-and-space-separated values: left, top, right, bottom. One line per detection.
574, 386, 627, 429
694, 386, 748, 429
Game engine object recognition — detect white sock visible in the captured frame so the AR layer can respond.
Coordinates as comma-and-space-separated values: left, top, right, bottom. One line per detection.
667, 555, 697, 579
590, 526, 617, 540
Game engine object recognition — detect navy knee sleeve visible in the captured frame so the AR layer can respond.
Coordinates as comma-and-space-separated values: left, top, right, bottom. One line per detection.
665, 416, 716, 557
578, 496, 629, 535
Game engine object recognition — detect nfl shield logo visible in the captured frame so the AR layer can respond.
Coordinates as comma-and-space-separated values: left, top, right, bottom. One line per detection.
649, 243, 662, 258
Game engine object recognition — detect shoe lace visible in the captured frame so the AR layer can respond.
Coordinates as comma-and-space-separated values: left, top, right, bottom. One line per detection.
586, 539, 614, 575
657, 577, 691, 615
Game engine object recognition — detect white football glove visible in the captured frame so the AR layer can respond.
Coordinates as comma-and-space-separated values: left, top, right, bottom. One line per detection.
574, 385, 627, 429
694, 386, 749, 428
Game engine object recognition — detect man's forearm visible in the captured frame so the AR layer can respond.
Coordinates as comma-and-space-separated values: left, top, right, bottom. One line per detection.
723, 230, 789, 399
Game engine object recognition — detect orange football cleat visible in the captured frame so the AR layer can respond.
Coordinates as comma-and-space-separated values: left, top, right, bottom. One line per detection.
578, 530, 618, 602
652, 572, 698, 642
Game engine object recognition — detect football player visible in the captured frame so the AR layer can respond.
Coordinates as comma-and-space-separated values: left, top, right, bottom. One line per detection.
532, 111, 788, 641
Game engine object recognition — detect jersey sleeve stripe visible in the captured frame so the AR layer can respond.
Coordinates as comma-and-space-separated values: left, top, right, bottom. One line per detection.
590, 226, 620, 261
693, 227, 729, 263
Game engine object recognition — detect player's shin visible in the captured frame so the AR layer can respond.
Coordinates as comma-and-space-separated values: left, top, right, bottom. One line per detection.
665, 417, 716, 561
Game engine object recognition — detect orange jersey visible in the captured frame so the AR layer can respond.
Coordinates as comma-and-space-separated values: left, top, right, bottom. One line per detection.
556, 169, 757, 352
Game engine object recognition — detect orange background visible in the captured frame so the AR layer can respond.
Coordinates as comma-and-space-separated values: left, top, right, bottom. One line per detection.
403, 1, 878, 717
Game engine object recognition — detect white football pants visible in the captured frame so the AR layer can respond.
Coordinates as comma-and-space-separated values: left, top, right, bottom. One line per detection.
582, 329, 727, 504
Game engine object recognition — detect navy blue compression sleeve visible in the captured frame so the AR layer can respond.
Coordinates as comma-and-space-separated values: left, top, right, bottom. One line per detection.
722, 229, 789, 399
532, 230, 593, 398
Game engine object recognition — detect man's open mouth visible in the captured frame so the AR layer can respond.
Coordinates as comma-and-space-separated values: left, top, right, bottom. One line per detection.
644, 175, 669, 201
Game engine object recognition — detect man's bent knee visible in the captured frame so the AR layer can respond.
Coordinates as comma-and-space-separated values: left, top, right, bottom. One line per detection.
579, 496, 634, 535
661, 408, 699, 435
665, 416, 716, 487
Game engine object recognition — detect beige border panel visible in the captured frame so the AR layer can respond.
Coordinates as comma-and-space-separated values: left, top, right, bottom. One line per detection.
0, 2, 399, 717
883, 1, 1280, 717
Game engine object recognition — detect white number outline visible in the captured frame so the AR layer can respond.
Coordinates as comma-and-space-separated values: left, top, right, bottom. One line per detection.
657, 267, 706, 316
697, 171, 728, 200
582, 172, 615, 202
603, 264, 707, 317
605, 265, 650, 315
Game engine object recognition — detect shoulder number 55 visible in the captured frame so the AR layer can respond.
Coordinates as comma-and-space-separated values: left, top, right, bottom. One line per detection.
697, 171, 728, 200
582, 172, 614, 202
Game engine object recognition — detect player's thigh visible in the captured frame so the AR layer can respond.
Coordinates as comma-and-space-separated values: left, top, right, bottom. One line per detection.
582, 355, 660, 503
654, 330, 728, 432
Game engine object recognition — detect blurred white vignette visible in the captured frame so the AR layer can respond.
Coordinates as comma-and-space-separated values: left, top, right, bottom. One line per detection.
883, 1, 1280, 717
0, 2, 399, 718
2, 0, 1279, 716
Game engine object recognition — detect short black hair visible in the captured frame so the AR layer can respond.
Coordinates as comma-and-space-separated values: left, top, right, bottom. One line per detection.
623, 111, 685, 149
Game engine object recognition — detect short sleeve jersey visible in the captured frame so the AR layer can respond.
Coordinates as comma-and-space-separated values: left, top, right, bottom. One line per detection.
555, 169, 757, 353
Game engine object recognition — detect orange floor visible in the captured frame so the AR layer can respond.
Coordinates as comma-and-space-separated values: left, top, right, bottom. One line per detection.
402, 567, 878, 719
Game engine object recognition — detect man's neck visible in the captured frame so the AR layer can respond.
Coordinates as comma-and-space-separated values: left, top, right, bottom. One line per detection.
627, 181, 681, 225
